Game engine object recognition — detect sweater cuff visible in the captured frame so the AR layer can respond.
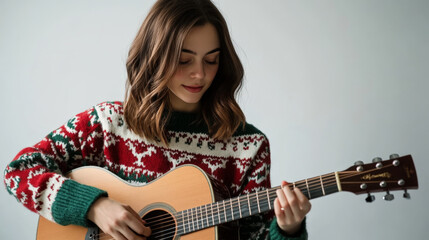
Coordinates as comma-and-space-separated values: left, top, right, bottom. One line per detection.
52, 179, 108, 227
270, 217, 308, 240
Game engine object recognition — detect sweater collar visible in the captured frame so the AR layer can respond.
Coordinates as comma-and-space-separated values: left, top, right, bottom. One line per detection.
166, 111, 209, 134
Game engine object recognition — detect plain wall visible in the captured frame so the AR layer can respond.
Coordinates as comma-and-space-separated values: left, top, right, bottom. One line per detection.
1, 0, 428, 239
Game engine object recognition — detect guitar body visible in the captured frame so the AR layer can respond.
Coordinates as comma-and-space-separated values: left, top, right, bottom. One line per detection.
36, 165, 235, 240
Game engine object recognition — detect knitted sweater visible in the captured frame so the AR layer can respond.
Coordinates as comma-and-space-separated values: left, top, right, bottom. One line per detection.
4, 101, 307, 239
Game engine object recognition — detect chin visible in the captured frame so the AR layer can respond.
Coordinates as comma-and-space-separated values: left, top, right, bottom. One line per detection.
180, 96, 202, 104
183, 100, 201, 105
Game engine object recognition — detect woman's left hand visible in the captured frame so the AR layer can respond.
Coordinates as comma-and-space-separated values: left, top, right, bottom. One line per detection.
274, 180, 311, 235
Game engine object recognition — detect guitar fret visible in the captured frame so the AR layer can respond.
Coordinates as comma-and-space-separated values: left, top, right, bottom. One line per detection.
217, 202, 221, 224
195, 207, 199, 230
194, 207, 200, 231
238, 196, 242, 218
182, 211, 186, 234
186, 210, 189, 233
190, 208, 194, 232
205, 205, 209, 227
266, 189, 272, 209
192, 208, 198, 230
256, 191, 261, 213
247, 194, 252, 215
187, 209, 191, 233
193, 207, 196, 230
184, 209, 187, 233
198, 206, 204, 229
203, 206, 206, 228
199, 206, 204, 229
210, 203, 215, 226
305, 179, 311, 199
230, 198, 234, 220
223, 200, 227, 222
320, 175, 326, 195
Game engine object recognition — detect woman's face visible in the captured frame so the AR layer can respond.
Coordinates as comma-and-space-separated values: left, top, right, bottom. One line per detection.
167, 23, 220, 112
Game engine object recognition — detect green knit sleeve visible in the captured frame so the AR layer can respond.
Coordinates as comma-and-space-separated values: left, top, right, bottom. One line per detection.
51, 179, 108, 227
269, 217, 308, 240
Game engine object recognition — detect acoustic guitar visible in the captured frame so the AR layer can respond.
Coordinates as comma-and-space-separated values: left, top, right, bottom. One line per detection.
36, 154, 418, 240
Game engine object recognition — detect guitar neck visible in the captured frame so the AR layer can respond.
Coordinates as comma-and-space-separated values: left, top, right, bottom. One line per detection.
176, 172, 340, 235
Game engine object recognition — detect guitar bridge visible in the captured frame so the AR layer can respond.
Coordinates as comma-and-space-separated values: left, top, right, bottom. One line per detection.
85, 227, 100, 240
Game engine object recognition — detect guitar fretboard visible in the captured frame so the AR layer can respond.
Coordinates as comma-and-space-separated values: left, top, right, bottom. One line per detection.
176, 172, 340, 235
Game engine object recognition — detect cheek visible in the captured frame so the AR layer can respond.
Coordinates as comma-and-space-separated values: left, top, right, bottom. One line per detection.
173, 68, 185, 79
207, 65, 219, 81
170, 68, 185, 87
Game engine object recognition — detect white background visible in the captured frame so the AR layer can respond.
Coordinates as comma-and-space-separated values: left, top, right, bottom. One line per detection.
1, 0, 428, 239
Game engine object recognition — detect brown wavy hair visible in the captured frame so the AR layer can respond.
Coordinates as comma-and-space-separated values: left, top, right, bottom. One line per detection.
124, 0, 245, 145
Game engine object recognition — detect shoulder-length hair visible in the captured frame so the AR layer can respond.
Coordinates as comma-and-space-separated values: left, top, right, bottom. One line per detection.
124, 0, 245, 145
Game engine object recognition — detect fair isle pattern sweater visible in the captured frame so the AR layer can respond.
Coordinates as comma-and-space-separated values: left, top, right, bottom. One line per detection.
4, 101, 307, 240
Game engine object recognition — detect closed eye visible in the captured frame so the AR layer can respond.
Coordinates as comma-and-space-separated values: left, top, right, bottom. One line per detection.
205, 60, 218, 65
179, 60, 191, 65
205, 55, 219, 65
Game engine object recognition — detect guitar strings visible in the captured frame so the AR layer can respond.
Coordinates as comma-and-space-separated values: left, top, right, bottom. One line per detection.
93, 169, 377, 240
139, 176, 343, 240
107, 174, 341, 236
99, 188, 289, 240
138, 173, 348, 233
91, 173, 349, 240
150, 171, 371, 239
135, 179, 342, 237
141, 171, 346, 224
91, 164, 396, 239
92, 187, 289, 240
98, 181, 347, 240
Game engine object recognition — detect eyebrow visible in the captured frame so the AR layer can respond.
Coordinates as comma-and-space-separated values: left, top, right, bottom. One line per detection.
181, 48, 221, 55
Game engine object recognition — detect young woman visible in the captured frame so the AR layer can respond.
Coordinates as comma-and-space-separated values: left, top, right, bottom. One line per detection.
4, 0, 311, 239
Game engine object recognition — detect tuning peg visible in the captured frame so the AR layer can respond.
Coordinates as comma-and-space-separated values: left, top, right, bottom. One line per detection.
365, 193, 375, 203
403, 189, 411, 199
383, 190, 394, 201
393, 160, 400, 166
372, 157, 384, 168
354, 161, 364, 172
390, 153, 400, 159
354, 161, 364, 166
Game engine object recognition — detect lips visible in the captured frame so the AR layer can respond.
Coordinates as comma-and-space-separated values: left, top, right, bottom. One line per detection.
183, 85, 203, 93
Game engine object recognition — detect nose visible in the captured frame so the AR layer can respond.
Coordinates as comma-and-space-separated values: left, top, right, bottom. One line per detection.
190, 61, 205, 80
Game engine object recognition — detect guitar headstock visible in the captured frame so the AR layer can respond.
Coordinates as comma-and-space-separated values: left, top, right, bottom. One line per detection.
339, 154, 418, 202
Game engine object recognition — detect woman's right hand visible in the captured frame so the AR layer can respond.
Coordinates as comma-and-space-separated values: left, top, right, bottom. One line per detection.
88, 197, 151, 240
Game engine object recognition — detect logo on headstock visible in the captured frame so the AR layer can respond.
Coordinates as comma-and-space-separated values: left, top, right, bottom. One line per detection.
361, 172, 392, 180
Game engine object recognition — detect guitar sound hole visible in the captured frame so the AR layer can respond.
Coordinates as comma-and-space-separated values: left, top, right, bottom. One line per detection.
143, 209, 176, 240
